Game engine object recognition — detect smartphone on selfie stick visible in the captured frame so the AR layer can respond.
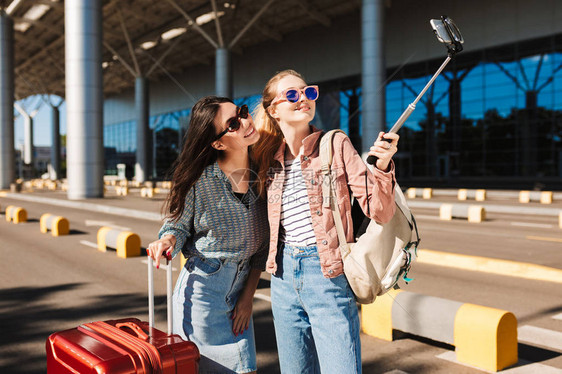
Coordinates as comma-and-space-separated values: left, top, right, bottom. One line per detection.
366, 15, 464, 165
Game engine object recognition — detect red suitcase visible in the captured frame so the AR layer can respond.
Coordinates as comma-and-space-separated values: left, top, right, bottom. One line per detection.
46, 256, 199, 373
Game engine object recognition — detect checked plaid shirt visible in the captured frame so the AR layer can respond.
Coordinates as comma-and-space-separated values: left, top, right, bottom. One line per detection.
159, 161, 269, 269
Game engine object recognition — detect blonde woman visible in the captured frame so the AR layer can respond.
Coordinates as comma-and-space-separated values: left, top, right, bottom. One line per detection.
253, 70, 398, 373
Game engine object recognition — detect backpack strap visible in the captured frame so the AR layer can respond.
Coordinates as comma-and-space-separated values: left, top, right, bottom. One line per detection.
394, 185, 421, 247
319, 130, 421, 257
319, 129, 351, 258
319, 129, 346, 208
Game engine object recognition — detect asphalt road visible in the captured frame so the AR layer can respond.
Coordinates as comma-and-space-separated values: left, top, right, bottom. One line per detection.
0, 189, 561, 373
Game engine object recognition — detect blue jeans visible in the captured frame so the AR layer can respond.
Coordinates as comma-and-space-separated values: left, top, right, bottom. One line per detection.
173, 255, 256, 374
271, 244, 361, 374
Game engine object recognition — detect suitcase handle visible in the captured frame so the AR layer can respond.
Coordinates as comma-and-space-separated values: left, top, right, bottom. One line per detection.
148, 256, 173, 334
116, 322, 149, 341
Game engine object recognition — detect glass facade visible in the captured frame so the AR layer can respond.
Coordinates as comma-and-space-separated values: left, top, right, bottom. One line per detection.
104, 97, 263, 179
313, 34, 562, 188
105, 34, 562, 187
383, 35, 562, 186
104, 108, 190, 178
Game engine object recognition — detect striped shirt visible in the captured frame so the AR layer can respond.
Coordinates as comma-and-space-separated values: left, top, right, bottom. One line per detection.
279, 157, 317, 246
159, 161, 269, 269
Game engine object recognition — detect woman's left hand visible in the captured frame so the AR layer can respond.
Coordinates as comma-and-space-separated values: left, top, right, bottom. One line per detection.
369, 131, 399, 172
231, 293, 253, 336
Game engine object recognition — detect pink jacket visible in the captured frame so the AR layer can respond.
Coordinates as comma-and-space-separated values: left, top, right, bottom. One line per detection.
265, 127, 396, 278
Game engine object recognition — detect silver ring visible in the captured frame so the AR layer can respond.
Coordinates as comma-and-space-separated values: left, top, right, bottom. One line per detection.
385, 143, 391, 149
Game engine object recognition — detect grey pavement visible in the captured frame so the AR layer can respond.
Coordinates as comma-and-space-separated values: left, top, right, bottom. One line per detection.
1, 187, 562, 373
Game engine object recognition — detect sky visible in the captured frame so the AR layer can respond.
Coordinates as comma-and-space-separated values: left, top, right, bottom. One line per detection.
14, 95, 66, 149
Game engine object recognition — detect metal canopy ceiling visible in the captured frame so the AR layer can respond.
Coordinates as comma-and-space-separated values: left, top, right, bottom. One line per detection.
2, 0, 360, 100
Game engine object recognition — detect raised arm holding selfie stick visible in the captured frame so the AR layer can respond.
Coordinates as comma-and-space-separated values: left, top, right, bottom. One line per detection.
366, 15, 464, 166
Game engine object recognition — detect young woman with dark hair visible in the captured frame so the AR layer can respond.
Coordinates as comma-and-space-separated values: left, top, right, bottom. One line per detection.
147, 96, 268, 374
253, 70, 399, 373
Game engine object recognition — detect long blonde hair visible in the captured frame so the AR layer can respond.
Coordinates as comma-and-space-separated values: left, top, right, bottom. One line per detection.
252, 69, 306, 196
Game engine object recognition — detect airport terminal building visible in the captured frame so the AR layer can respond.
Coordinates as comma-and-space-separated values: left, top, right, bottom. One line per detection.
1, 0, 562, 198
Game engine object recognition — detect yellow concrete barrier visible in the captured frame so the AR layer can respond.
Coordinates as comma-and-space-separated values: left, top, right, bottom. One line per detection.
458, 189, 486, 201
40, 213, 70, 236
540, 191, 553, 204
406, 188, 432, 199
454, 304, 518, 372
97, 227, 113, 252
9, 182, 22, 193
13, 207, 27, 223
32, 179, 45, 189
519, 190, 553, 204
440, 204, 485, 223
439, 204, 453, 220
45, 180, 59, 191
468, 206, 486, 223
5, 205, 27, 223
5, 205, 13, 222
115, 186, 129, 196
23, 181, 33, 191
361, 289, 402, 341
140, 187, 154, 198
362, 290, 518, 372
97, 226, 141, 258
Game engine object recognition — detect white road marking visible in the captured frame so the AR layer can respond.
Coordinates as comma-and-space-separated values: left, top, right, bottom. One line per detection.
383, 370, 409, 374
518, 325, 562, 352
553, 313, 562, 321
437, 351, 562, 373
140, 259, 176, 271
511, 222, 553, 229
253, 293, 271, 303
527, 235, 562, 243
80, 240, 98, 248
85, 220, 131, 231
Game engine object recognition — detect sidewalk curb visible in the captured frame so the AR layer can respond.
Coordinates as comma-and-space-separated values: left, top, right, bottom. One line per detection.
418, 249, 562, 284
0, 191, 162, 222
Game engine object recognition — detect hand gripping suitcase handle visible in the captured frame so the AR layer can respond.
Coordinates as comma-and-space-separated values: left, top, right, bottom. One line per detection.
148, 253, 173, 335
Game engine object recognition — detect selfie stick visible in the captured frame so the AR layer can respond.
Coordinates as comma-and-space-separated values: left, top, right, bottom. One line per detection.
366, 16, 463, 165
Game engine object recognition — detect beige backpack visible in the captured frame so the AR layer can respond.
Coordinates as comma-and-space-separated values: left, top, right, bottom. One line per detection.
319, 130, 420, 304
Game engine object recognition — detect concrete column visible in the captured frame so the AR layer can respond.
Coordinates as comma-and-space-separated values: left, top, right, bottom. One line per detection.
23, 114, 33, 165
135, 76, 149, 183
361, 0, 385, 153
216, 47, 232, 98
51, 106, 61, 179
65, 0, 104, 199
0, 12, 15, 189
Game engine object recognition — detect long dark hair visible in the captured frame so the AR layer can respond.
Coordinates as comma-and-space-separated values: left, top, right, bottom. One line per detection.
163, 96, 233, 221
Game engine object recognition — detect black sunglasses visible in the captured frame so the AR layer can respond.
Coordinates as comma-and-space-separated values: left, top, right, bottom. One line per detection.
215, 104, 249, 140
